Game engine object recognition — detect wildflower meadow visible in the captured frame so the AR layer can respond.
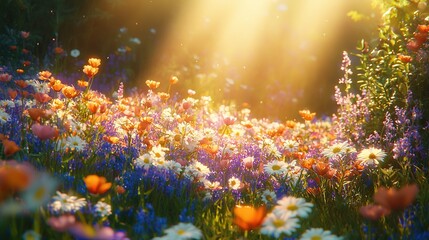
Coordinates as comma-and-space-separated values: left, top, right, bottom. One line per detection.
1, 1, 429, 240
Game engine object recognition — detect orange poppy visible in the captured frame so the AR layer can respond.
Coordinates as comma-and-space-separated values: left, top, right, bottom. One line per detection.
83, 175, 112, 195
86, 101, 99, 114
34, 92, 52, 103
374, 184, 419, 211
62, 85, 79, 99
170, 75, 179, 84
2, 139, 20, 156
88, 58, 101, 68
233, 205, 266, 231
0, 161, 34, 202
50, 79, 64, 92
8, 89, 18, 100
145, 80, 160, 90
77, 80, 89, 87
15, 79, 28, 88
299, 109, 316, 122
83, 65, 99, 78
158, 92, 170, 102
38, 71, 52, 81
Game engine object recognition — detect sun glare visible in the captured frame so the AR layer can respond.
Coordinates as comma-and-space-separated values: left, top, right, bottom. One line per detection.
140, 0, 361, 117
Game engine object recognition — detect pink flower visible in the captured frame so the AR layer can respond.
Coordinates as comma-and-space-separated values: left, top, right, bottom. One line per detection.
31, 123, 59, 140
47, 215, 76, 232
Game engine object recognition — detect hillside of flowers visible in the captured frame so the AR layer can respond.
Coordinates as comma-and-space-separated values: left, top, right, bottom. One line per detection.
1, 2, 429, 240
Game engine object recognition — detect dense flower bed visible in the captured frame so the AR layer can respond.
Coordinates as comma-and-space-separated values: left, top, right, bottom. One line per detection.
1, 3, 429, 240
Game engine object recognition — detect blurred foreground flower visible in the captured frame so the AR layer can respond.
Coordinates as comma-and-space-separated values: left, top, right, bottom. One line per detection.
155, 222, 202, 240
300, 228, 343, 240
233, 205, 266, 231
374, 184, 419, 211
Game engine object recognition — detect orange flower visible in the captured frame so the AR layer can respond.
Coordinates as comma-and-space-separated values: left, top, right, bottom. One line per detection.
115, 185, 126, 194
34, 92, 52, 103
374, 184, 419, 211
78, 80, 89, 87
8, 88, 18, 100
62, 85, 79, 99
38, 71, 52, 81
158, 92, 170, 102
145, 80, 160, 90
54, 47, 64, 54
83, 65, 99, 78
300, 158, 315, 170
88, 58, 101, 68
170, 75, 179, 84
86, 101, 99, 114
103, 136, 120, 144
50, 79, 64, 92
0, 161, 34, 202
2, 139, 20, 156
299, 109, 316, 121
15, 79, 28, 88
313, 161, 329, 176
233, 205, 266, 231
397, 54, 413, 63
27, 108, 53, 122
83, 175, 112, 195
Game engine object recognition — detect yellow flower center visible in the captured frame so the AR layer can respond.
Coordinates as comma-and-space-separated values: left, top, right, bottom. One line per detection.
34, 186, 46, 200
177, 229, 185, 235
287, 204, 298, 211
332, 147, 341, 154
311, 236, 322, 240
273, 219, 285, 228
368, 153, 377, 159
272, 165, 281, 171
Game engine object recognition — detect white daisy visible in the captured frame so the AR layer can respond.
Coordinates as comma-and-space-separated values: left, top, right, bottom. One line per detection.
163, 222, 202, 240
260, 211, 300, 238
264, 160, 288, 175
0, 110, 10, 124
321, 142, 349, 159
300, 228, 343, 240
283, 139, 299, 152
49, 191, 87, 214
150, 144, 169, 160
94, 201, 112, 218
261, 189, 277, 204
228, 176, 242, 190
274, 196, 313, 218
165, 160, 183, 174
134, 153, 153, 169
357, 147, 387, 167
64, 135, 87, 151
203, 180, 222, 191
